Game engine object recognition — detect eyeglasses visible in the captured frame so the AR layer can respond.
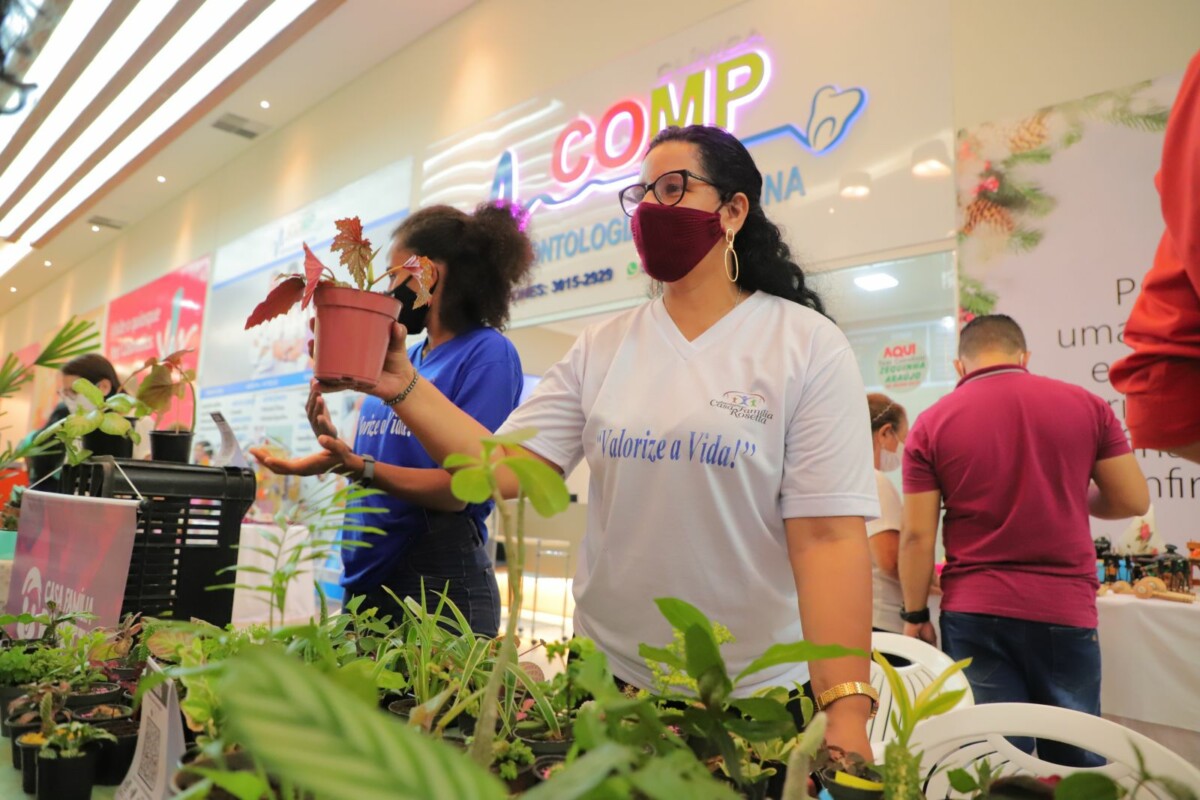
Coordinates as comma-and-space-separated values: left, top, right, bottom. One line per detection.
618, 169, 719, 217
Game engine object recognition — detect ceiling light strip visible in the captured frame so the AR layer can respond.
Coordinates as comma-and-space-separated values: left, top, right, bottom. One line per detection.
9, 0, 274, 242
0, 1, 126, 201
0, 1, 200, 227
30, 0, 345, 248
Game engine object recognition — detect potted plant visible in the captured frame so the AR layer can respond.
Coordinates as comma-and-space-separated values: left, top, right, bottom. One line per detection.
489, 736, 535, 792
89, 612, 146, 684
8, 681, 71, 770
121, 349, 197, 462
244, 216, 434, 387
92, 714, 140, 786
36, 721, 117, 800
34, 377, 149, 464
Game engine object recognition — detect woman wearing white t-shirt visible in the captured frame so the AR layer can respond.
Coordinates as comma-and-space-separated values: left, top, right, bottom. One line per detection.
316, 125, 880, 757
866, 394, 908, 634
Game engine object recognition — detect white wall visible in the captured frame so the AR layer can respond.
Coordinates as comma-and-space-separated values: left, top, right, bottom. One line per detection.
3, 0, 1199, 355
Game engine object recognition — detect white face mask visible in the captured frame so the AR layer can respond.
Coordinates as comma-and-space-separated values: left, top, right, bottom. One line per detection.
62, 395, 79, 413
879, 442, 904, 473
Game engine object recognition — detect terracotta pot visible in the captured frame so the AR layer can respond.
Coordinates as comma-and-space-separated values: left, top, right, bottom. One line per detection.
312, 285, 401, 387
150, 430, 193, 463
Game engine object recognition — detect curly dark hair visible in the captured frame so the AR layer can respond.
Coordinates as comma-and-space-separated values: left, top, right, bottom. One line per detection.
645, 125, 824, 314
392, 201, 534, 333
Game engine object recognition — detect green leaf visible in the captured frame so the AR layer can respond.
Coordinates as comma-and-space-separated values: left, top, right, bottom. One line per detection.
100, 413, 132, 436
735, 641, 865, 684
684, 624, 725, 684
654, 597, 714, 639
913, 657, 971, 709
723, 716, 797, 742
450, 467, 492, 505
947, 768, 978, 793
1053, 772, 1120, 800
442, 453, 478, 469
501, 456, 570, 517
64, 412, 98, 439
219, 647, 507, 800
872, 652, 912, 740
106, 394, 137, 414
34, 317, 100, 370
187, 767, 273, 800
73, 378, 105, 408
728, 696, 792, 722
136, 363, 177, 413
695, 665, 731, 708
637, 643, 685, 670
520, 742, 634, 800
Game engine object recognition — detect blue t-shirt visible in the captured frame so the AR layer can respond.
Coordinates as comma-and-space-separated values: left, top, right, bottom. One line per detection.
341, 327, 522, 589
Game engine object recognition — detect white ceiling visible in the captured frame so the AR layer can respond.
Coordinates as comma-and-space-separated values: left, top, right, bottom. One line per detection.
0, 0, 475, 314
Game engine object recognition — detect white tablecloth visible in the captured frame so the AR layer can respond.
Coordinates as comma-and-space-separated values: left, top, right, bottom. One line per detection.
1098, 594, 1200, 734
231, 523, 316, 625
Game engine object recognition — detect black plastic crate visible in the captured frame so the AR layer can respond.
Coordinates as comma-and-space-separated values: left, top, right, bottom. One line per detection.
59, 457, 257, 626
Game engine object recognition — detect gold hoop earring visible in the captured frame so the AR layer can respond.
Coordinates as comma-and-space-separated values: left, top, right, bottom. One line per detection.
724, 228, 739, 283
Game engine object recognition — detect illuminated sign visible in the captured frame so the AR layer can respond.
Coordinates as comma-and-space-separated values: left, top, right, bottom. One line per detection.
489, 44, 868, 214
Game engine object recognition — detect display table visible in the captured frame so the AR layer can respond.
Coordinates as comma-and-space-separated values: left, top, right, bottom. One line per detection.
1097, 593, 1200, 760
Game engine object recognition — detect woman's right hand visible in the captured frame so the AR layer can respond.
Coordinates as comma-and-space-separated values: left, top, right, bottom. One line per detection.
306, 390, 338, 439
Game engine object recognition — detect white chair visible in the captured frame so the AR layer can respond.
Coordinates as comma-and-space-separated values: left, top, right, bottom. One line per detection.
905, 703, 1200, 798
868, 632, 974, 747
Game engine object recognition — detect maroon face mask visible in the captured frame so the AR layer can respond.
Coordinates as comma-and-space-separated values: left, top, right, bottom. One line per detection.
631, 202, 724, 282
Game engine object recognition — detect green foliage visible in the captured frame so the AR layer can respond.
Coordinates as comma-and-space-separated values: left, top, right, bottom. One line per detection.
491, 737, 533, 781
219, 647, 509, 800
34, 379, 150, 466
39, 720, 116, 758
959, 275, 998, 318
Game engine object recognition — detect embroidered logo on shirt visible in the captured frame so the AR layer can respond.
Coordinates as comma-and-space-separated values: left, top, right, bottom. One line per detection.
710, 391, 774, 424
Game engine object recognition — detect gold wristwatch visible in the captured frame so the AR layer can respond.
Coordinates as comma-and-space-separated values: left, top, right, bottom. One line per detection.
815, 681, 880, 719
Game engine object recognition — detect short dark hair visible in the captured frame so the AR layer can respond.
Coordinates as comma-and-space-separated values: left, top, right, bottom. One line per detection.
61, 354, 120, 398
393, 201, 534, 333
958, 314, 1027, 359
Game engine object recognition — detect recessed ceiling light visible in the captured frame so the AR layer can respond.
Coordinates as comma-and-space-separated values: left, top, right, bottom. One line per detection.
259, 99, 270, 110
840, 171, 872, 199
854, 273, 899, 292
828, 208, 835, 214
91, 224, 100, 232
156, 175, 166, 183
8, 286, 16, 293
912, 140, 952, 178
43, 259, 52, 267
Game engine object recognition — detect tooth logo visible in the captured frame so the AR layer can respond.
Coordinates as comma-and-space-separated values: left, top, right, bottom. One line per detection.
805, 86, 867, 154
17, 567, 43, 640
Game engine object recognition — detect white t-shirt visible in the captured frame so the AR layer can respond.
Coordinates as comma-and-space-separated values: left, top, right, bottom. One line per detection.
499, 292, 878, 693
866, 469, 904, 633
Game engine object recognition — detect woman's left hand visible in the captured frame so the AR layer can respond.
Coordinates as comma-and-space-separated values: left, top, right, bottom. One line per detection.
249, 435, 362, 477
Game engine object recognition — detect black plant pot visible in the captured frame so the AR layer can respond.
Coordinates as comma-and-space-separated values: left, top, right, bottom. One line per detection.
819, 767, 885, 800
150, 430, 193, 463
533, 754, 566, 783
18, 736, 41, 793
94, 718, 140, 785
37, 749, 98, 800
67, 682, 123, 708
82, 427, 134, 459
7, 714, 66, 769
516, 726, 574, 757
75, 703, 134, 724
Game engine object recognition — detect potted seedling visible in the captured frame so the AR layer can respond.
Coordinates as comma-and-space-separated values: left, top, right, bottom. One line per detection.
9, 681, 71, 773
122, 349, 197, 462
34, 377, 149, 464
36, 721, 117, 800
89, 612, 146, 684
244, 216, 434, 387
489, 736, 535, 792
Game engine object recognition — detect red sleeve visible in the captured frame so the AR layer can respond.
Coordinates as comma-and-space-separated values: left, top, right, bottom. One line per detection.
902, 418, 940, 494
1161, 50, 1200, 288
1096, 398, 1133, 460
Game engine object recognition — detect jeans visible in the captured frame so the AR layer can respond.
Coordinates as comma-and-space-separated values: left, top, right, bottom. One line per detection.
347, 511, 501, 638
940, 610, 1104, 767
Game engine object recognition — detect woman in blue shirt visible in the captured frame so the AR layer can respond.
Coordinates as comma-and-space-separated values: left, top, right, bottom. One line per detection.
253, 201, 534, 637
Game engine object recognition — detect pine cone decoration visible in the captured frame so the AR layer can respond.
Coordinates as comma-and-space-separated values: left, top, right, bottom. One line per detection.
1009, 113, 1049, 153
962, 198, 1016, 235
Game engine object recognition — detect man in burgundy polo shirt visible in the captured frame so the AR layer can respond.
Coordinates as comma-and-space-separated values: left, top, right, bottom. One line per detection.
898, 315, 1149, 767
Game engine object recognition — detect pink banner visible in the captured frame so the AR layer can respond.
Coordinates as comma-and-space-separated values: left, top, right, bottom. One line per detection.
7, 490, 138, 637
106, 257, 210, 430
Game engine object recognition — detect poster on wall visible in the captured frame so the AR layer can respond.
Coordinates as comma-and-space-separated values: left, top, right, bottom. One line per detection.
956, 72, 1194, 548
418, 0, 956, 326
106, 258, 210, 431
196, 158, 412, 520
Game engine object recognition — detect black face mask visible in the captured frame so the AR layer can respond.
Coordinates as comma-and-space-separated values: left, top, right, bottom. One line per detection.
391, 280, 433, 335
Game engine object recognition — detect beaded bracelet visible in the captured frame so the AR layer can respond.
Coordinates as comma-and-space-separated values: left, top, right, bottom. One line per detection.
384, 371, 420, 407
